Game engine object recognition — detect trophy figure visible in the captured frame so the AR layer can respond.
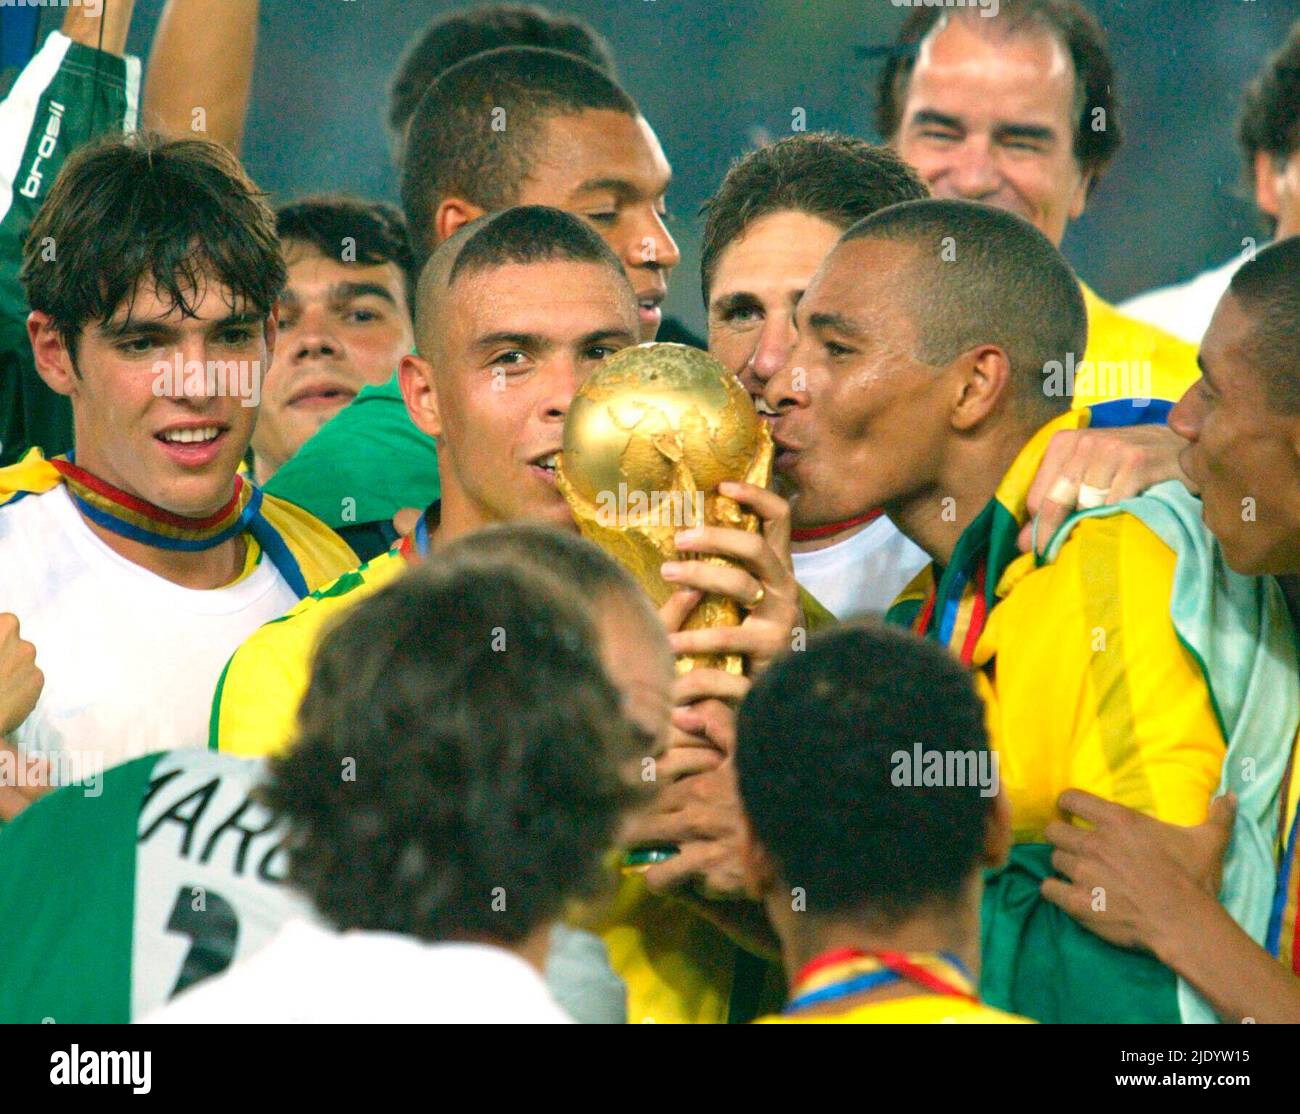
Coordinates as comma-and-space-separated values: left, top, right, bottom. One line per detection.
556, 342, 774, 870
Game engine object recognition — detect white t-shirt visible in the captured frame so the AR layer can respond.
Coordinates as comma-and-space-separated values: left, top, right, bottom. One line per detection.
1118, 254, 1245, 346
0, 486, 299, 766
793, 516, 930, 621
143, 918, 573, 1024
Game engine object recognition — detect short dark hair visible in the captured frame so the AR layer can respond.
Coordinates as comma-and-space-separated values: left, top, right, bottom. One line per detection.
401, 46, 638, 265
1225, 236, 1300, 413
1238, 20, 1300, 207
875, 0, 1122, 190
448, 204, 624, 287
21, 133, 284, 366
699, 133, 929, 306
414, 205, 631, 353
737, 622, 995, 926
266, 557, 639, 945
841, 198, 1087, 419
388, 3, 616, 161
275, 194, 417, 314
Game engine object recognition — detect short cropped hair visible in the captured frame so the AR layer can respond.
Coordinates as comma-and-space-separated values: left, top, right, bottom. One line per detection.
699, 133, 928, 305
401, 46, 638, 265
275, 195, 417, 313
414, 205, 631, 354
266, 557, 640, 944
875, 0, 1122, 190
1225, 236, 1300, 413
737, 622, 994, 925
1238, 20, 1300, 199
447, 204, 624, 287
21, 133, 284, 366
841, 198, 1087, 418
388, 3, 616, 161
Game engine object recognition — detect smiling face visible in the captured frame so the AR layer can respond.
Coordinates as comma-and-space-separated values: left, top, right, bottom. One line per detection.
32, 275, 274, 517
402, 258, 638, 535
763, 238, 953, 530
251, 243, 414, 481
892, 16, 1089, 246
512, 110, 679, 340
707, 209, 844, 404
1169, 293, 1300, 576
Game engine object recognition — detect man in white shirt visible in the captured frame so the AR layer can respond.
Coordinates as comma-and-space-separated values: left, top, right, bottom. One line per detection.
0, 135, 355, 785
149, 526, 675, 1024
700, 133, 932, 620
1120, 20, 1300, 344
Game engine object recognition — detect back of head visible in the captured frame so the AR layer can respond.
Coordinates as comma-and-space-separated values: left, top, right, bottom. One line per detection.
414, 204, 631, 355
21, 133, 283, 358
275, 193, 417, 313
1225, 236, 1300, 413
841, 198, 1087, 421
388, 4, 616, 159
699, 132, 929, 305
266, 557, 638, 945
736, 623, 994, 927
438, 521, 653, 623
401, 46, 638, 267
875, 0, 1121, 189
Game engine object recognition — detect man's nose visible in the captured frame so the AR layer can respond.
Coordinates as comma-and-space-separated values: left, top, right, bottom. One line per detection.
939, 137, 1002, 200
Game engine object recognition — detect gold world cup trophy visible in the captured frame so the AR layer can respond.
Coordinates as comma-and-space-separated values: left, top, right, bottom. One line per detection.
556, 342, 773, 872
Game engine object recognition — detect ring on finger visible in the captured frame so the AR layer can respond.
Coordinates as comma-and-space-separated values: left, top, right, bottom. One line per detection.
1077, 482, 1111, 510
746, 586, 766, 609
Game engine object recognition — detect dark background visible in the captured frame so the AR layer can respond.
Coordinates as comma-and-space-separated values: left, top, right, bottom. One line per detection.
40, 1, 1300, 331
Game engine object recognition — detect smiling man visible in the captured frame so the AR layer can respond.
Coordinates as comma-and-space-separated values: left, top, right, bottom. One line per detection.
249, 197, 416, 484
265, 47, 682, 557
877, 0, 1199, 409
0, 135, 356, 773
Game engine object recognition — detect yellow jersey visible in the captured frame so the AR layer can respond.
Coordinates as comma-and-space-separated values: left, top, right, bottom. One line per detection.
1072, 283, 1200, 409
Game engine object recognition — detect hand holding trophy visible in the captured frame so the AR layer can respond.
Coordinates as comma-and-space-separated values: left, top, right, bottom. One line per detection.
556, 342, 774, 870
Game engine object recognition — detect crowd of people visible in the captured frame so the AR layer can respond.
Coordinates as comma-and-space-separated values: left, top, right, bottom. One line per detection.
0, 0, 1298, 1025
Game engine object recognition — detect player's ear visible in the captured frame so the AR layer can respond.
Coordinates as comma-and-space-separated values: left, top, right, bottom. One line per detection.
982, 785, 1013, 870
1254, 150, 1282, 221
950, 344, 1012, 432
27, 311, 80, 396
434, 197, 485, 246
739, 816, 776, 901
399, 352, 441, 440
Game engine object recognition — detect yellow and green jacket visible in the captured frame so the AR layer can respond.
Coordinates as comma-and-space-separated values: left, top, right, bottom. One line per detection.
887, 406, 1299, 1022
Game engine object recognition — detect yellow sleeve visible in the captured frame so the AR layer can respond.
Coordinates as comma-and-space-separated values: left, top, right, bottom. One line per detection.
974, 513, 1225, 843
209, 552, 407, 757
1075, 287, 1200, 408
210, 610, 316, 758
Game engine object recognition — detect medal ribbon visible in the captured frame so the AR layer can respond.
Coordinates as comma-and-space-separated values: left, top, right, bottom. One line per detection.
785, 948, 977, 1014
50, 456, 255, 551
45, 454, 309, 597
